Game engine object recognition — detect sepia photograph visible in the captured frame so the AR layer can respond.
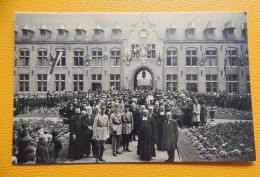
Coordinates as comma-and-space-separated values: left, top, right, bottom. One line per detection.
12, 12, 255, 164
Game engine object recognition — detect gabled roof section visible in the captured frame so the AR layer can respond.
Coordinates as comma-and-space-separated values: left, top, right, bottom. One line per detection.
22, 23, 35, 32
166, 22, 177, 31
112, 23, 121, 31
132, 15, 155, 27
223, 20, 236, 30
40, 22, 52, 32
205, 21, 216, 30
57, 22, 69, 32
75, 22, 86, 32
93, 23, 104, 32
186, 22, 196, 30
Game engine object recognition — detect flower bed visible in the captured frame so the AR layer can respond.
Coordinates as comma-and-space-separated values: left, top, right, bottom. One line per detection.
183, 121, 255, 161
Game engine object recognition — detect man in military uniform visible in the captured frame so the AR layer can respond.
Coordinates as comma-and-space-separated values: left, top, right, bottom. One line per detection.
122, 105, 134, 152
110, 103, 122, 156
92, 105, 109, 163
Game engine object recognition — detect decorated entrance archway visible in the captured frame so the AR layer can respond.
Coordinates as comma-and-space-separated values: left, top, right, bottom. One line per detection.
132, 66, 154, 90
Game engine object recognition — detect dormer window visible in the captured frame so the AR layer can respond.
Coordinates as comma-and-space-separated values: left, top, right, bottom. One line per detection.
57, 22, 68, 38
22, 30, 28, 36
95, 30, 101, 36
204, 21, 216, 40
166, 22, 176, 39
93, 23, 104, 40
76, 30, 82, 36
75, 22, 86, 38
223, 20, 235, 40
112, 29, 119, 36
40, 30, 46, 36
58, 30, 64, 36
39, 23, 52, 38
21, 23, 35, 39
111, 24, 121, 40
185, 22, 196, 40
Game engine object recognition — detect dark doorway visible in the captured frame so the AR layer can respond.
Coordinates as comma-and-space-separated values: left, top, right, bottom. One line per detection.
186, 83, 197, 92
92, 83, 102, 91
134, 68, 153, 90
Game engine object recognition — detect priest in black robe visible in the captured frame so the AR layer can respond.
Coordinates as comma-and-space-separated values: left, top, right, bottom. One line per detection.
137, 109, 157, 161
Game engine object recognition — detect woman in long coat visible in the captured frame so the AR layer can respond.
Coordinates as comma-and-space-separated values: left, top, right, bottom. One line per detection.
137, 109, 157, 161
200, 100, 208, 126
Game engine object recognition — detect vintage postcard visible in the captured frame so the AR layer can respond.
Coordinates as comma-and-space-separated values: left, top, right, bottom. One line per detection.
12, 12, 255, 164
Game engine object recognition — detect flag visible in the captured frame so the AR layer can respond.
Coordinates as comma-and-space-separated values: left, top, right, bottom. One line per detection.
47, 51, 62, 83
49, 51, 55, 66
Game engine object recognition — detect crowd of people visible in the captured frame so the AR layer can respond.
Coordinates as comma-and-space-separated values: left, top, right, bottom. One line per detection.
12, 88, 252, 163
57, 88, 211, 163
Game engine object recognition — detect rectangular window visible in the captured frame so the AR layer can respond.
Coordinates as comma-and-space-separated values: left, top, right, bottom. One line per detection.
22, 30, 28, 36
73, 74, 83, 91
20, 50, 30, 66
206, 74, 218, 92
58, 30, 64, 36
74, 50, 84, 66
166, 49, 178, 66
110, 50, 121, 66
110, 74, 120, 90
37, 50, 48, 66
186, 49, 198, 66
55, 74, 66, 92
92, 50, 102, 66
205, 49, 218, 66
37, 74, 47, 92
92, 74, 102, 81
147, 44, 156, 58
226, 49, 238, 66
186, 74, 197, 81
131, 44, 140, 58
226, 74, 238, 93
40, 30, 46, 36
166, 74, 178, 91
56, 51, 66, 66
19, 74, 29, 92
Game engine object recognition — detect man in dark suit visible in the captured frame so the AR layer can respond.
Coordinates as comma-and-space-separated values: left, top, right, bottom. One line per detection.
81, 106, 96, 158
67, 106, 82, 161
161, 111, 179, 162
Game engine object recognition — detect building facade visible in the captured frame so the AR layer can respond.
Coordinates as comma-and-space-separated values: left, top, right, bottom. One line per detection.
14, 12, 250, 95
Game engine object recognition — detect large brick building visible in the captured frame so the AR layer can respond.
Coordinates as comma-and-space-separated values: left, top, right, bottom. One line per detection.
14, 12, 250, 94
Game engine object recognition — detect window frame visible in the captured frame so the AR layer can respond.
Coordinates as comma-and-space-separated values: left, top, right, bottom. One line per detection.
37, 74, 47, 92
55, 74, 66, 92
110, 74, 120, 90
186, 48, 198, 66
73, 74, 83, 91
73, 48, 84, 67
226, 74, 238, 93
110, 48, 121, 66
37, 49, 48, 67
19, 74, 29, 92
166, 48, 178, 66
91, 48, 103, 66
226, 48, 238, 67
19, 49, 30, 67
206, 74, 218, 93
205, 48, 218, 66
